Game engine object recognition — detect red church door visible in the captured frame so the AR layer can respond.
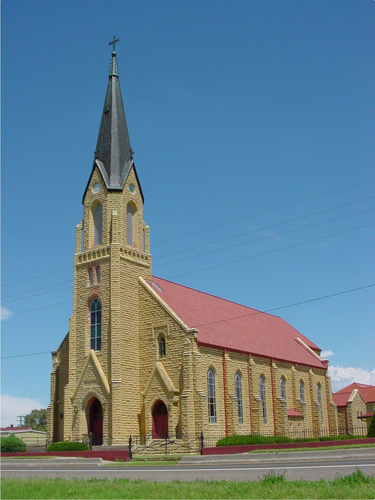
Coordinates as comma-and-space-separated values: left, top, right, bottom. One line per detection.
152, 400, 168, 439
88, 398, 103, 446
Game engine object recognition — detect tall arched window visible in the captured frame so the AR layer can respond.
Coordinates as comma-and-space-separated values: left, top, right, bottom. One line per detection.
207, 368, 217, 423
94, 203, 103, 246
96, 266, 101, 284
317, 384, 323, 423
159, 336, 166, 358
299, 380, 305, 402
90, 298, 101, 351
127, 203, 134, 246
89, 268, 94, 287
259, 375, 267, 424
280, 377, 286, 400
235, 372, 244, 424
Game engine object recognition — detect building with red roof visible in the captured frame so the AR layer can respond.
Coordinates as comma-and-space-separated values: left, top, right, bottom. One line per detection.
333, 383, 375, 434
47, 43, 338, 447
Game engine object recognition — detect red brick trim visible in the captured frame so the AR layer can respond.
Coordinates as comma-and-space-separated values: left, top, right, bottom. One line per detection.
1, 449, 129, 462
202, 437, 375, 455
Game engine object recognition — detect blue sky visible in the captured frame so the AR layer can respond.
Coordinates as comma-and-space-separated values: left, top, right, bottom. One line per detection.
1, 0, 374, 427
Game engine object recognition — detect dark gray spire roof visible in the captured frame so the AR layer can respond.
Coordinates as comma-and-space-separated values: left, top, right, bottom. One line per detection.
85, 40, 143, 201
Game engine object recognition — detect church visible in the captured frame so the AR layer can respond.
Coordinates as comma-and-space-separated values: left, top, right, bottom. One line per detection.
47, 41, 338, 447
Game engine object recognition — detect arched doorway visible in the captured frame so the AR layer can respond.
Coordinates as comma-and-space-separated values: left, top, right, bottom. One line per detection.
87, 397, 103, 446
152, 400, 168, 439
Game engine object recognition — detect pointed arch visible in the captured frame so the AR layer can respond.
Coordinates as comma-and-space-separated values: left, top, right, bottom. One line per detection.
90, 298, 102, 351
299, 380, 305, 402
152, 400, 168, 439
127, 202, 136, 246
259, 375, 267, 424
93, 203, 103, 245
280, 376, 286, 400
87, 396, 103, 446
235, 371, 244, 424
207, 368, 217, 423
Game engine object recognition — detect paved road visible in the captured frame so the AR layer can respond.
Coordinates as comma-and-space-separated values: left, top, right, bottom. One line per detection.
2, 448, 375, 482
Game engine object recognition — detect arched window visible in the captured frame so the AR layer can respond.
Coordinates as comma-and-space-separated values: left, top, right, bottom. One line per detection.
90, 298, 101, 351
280, 377, 286, 400
317, 383, 323, 423
94, 203, 102, 246
127, 203, 134, 246
259, 375, 267, 424
96, 267, 101, 284
207, 368, 217, 423
235, 372, 244, 424
299, 381, 305, 402
159, 336, 166, 358
89, 268, 94, 286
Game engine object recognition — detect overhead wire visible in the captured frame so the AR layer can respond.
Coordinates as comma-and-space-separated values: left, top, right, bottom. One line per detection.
2, 282, 374, 360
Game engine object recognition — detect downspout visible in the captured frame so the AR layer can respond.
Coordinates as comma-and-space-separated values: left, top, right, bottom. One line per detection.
270, 359, 277, 436
325, 371, 332, 435
345, 405, 349, 435
222, 349, 228, 437
247, 353, 253, 435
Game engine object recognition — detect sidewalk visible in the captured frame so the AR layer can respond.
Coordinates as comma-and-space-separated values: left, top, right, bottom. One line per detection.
180, 447, 375, 465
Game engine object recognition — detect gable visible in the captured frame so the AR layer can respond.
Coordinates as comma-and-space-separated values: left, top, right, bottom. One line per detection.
71, 349, 110, 401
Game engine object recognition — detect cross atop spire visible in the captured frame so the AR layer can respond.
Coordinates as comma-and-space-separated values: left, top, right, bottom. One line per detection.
109, 36, 119, 54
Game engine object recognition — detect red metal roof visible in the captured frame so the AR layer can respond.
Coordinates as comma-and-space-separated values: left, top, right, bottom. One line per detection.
334, 383, 375, 404
357, 412, 374, 419
287, 409, 304, 418
1, 426, 31, 432
150, 277, 327, 370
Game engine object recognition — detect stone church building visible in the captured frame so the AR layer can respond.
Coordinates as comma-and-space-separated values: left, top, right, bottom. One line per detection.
47, 43, 338, 446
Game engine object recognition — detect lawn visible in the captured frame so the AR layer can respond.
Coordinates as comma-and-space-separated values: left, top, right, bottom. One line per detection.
2, 469, 375, 499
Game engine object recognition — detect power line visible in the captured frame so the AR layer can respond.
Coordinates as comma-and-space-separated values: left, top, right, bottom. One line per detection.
1, 351, 52, 360
1, 300, 72, 319
2, 286, 72, 304
3, 221, 373, 318
153, 176, 375, 246
2, 176, 374, 289
165, 221, 375, 280
2, 282, 374, 360
2, 280, 73, 302
154, 195, 375, 261
194, 283, 375, 328
154, 207, 375, 269
1, 267, 71, 288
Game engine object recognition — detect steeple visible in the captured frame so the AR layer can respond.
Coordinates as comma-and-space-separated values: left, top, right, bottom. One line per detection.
93, 37, 135, 192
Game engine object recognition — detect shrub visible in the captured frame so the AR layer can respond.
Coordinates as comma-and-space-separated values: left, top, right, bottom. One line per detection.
47, 441, 89, 452
216, 433, 366, 447
1, 434, 27, 453
367, 413, 375, 438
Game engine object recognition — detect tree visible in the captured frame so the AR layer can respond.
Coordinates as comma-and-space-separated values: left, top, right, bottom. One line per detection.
24, 408, 47, 431
367, 412, 375, 438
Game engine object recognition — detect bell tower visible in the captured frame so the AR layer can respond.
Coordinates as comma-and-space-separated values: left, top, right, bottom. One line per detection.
50, 38, 152, 445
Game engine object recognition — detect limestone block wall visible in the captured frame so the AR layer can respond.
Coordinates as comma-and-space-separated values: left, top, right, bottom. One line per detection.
222, 351, 250, 436
347, 391, 367, 435
47, 334, 69, 443
138, 281, 197, 441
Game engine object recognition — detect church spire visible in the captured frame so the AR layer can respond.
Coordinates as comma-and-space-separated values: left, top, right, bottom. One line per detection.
93, 37, 133, 190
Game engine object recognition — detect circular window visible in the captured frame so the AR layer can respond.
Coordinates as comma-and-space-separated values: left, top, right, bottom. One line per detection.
129, 183, 135, 193
93, 183, 101, 193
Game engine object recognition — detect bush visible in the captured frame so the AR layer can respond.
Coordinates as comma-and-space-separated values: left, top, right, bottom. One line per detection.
1, 434, 27, 453
216, 433, 366, 447
47, 441, 89, 452
367, 413, 375, 438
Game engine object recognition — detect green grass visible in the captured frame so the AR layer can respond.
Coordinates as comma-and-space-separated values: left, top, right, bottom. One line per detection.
2, 469, 375, 499
249, 443, 375, 453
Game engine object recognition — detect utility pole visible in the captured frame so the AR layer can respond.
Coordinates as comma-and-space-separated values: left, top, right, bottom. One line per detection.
16, 415, 24, 427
